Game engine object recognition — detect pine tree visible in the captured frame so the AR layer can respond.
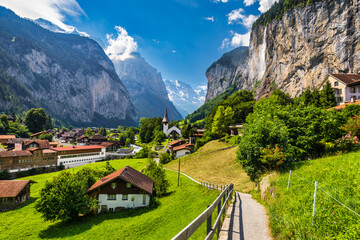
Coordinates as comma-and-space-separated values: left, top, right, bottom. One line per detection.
321, 80, 337, 108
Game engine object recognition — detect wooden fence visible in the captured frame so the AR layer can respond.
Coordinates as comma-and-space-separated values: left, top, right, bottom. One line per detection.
171, 183, 234, 240
200, 181, 227, 191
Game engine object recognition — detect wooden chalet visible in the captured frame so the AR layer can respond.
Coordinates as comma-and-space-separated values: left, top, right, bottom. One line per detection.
0, 180, 36, 210
89, 134, 107, 144
87, 166, 153, 212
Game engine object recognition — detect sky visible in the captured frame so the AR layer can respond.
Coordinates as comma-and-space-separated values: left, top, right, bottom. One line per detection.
0, 0, 277, 89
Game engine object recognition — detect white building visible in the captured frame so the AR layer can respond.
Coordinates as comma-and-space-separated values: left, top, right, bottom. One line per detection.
52, 145, 106, 168
87, 166, 154, 212
324, 74, 360, 104
162, 108, 182, 137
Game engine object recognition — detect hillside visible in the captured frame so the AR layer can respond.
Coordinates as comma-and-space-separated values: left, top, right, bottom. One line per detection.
165, 140, 254, 192
0, 159, 218, 239
260, 151, 360, 239
0, 7, 136, 127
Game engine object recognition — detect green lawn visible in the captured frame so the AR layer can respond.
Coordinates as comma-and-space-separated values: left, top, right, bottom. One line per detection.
261, 151, 360, 239
0, 159, 219, 239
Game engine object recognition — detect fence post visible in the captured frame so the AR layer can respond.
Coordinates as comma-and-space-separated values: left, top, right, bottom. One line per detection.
217, 201, 221, 237
312, 181, 317, 225
287, 170, 292, 190
207, 211, 212, 235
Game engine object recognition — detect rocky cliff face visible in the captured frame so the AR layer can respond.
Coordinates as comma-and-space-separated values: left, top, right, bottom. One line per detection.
113, 53, 183, 120
205, 47, 248, 102
0, 7, 136, 126
207, 0, 360, 100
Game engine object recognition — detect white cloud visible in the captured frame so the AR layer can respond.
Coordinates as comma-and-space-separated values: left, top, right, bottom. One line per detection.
204, 16, 214, 22
220, 38, 230, 49
105, 26, 138, 61
231, 32, 251, 47
258, 0, 278, 13
211, 0, 228, 3
227, 8, 258, 29
0, 0, 86, 32
172, 50, 176, 53
243, 0, 257, 6
152, 39, 160, 44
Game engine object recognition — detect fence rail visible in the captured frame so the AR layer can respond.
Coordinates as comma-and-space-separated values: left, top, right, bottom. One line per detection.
172, 183, 233, 240
200, 181, 227, 191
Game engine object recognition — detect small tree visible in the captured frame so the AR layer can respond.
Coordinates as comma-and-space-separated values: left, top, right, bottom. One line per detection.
125, 138, 131, 147
142, 159, 169, 197
85, 127, 94, 138
39, 133, 53, 142
159, 152, 171, 164
321, 80, 337, 108
24, 108, 48, 133
99, 127, 106, 136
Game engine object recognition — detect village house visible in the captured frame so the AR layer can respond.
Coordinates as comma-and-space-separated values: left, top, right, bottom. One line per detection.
89, 134, 107, 145
172, 143, 194, 158
100, 141, 123, 152
87, 166, 153, 212
0, 180, 36, 210
0, 135, 16, 144
77, 135, 89, 145
23, 139, 51, 150
323, 74, 360, 104
30, 131, 46, 139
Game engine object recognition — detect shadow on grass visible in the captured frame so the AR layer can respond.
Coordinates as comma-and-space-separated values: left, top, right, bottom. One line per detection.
38, 206, 157, 239
1, 197, 38, 212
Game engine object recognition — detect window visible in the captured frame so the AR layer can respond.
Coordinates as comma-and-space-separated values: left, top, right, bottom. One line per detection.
334, 82, 338, 87
126, 183, 131, 188
111, 182, 117, 189
122, 194, 128, 200
107, 194, 116, 200
350, 87, 356, 93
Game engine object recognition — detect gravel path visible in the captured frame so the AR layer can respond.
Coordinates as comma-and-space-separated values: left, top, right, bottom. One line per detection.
222, 192, 272, 240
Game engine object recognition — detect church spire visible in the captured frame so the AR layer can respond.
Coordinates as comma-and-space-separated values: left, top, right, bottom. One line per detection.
162, 107, 169, 123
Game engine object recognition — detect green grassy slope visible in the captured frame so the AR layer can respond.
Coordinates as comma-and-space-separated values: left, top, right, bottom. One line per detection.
0, 159, 219, 240
262, 152, 360, 239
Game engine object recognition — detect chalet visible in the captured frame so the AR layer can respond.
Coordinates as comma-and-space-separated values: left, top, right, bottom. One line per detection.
0, 135, 16, 144
169, 139, 186, 149
172, 143, 194, 158
87, 166, 153, 212
30, 131, 45, 139
77, 135, 89, 145
51, 145, 106, 168
3, 138, 29, 151
100, 142, 120, 152
23, 140, 51, 150
89, 134, 107, 144
323, 74, 360, 104
0, 180, 36, 210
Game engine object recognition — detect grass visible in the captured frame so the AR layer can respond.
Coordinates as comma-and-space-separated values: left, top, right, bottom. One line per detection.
259, 151, 360, 239
165, 140, 254, 192
0, 159, 219, 240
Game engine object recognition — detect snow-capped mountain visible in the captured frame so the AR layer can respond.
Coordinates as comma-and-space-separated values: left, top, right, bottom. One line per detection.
33, 18, 90, 37
164, 79, 207, 117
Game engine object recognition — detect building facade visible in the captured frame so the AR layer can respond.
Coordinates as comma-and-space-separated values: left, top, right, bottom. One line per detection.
325, 74, 360, 104
0, 180, 36, 210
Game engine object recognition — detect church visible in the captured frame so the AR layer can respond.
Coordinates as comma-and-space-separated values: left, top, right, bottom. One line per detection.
162, 108, 182, 138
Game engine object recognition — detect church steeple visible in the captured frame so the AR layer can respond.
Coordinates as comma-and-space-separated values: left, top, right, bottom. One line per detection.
162, 107, 169, 123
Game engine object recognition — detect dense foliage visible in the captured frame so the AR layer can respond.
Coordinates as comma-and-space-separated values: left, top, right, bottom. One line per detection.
39, 133, 53, 142
142, 159, 169, 197
0, 114, 30, 137
237, 89, 344, 180
24, 108, 52, 133
252, 0, 325, 30
138, 117, 163, 143
35, 163, 115, 222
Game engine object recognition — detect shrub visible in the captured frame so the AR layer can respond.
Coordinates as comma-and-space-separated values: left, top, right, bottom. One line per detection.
0, 169, 10, 180
260, 145, 286, 170
159, 153, 171, 164
343, 115, 360, 137
142, 159, 169, 197
335, 133, 360, 152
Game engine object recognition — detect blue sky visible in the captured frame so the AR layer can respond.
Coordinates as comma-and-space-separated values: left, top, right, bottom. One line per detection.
0, 0, 277, 89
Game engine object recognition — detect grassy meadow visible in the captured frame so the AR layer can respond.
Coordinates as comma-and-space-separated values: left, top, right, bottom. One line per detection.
0, 159, 219, 240
165, 140, 255, 192
260, 151, 360, 239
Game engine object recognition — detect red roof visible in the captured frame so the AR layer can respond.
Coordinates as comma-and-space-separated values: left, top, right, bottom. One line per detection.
30, 131, 45, 137
87, 166, 154, 194
330, 74, 360, 85
169, 139, 186, 146
0, 180, 36, 197
23, 140, 50, 149
51, 145, 105, 151
332, 100, 360, 110
100, 142, 115, 147
0, 150, 32, 158
0, 135, 16, 140
173, 143, 194, 151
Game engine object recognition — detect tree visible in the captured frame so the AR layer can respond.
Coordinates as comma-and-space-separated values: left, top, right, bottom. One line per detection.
142, 159, 169, 197
211, 106, 226, 136
85, 127, 94, 137
39, 133, 53, 142
321, 80, 337, 108
35, 171, 96, 222
125, 138, 131, 146
99, 127, 106, 136
24, 108, 48, 133
0, 114, 9, 134
159, 152, 171, 164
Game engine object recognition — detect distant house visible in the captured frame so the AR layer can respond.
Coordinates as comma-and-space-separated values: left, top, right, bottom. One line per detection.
229, 125, 243, 136
169, 139, 186, 149
100, 142, 120, 152
23, 140, 51, 150
172, 143, 194, 158
0, 135, 16, 144
87, 166, 153, 212
0, 180, 36, 210
77, 135, 89, 145
30, 131, 45, 139
323, 74, 360, 104
89, 134, 107, 144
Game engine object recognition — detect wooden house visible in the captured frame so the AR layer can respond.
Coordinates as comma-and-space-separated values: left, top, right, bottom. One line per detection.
87, 166, 153, 212
0, 180, 36, 210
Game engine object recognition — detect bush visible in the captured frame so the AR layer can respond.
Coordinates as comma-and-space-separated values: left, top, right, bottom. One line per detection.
343, 115, 360, 137
0, 169, 10, 180
335, 133, 360, 152
159, 153, 171, 164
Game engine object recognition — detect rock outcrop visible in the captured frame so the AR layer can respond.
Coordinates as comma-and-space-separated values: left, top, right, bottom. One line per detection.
113, 53, 183, 120
206, 0, 360, 100
0, 7, 136, 126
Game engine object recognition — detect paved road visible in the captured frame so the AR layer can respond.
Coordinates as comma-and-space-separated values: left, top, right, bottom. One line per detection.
222, 192, 272, 240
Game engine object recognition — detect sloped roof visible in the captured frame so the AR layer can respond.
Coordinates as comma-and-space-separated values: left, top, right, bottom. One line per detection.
23, 140, 50, 149
0, 150, 32, 158
51, 145, 105, 151
30, 131, 45, 137
87, 166, 153, 194
100, 142, 115, 147
332, 99, 360, 110
163, 108, 169, 123
0, 180, 36, 197
169, 139, 186, 146
89, 134, 107, 140
173, 143, 194, 151
0, 135, 16, 140
330, 74, 360, 85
